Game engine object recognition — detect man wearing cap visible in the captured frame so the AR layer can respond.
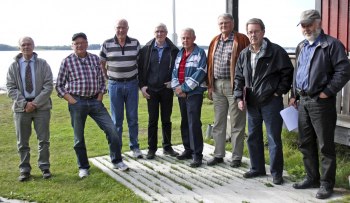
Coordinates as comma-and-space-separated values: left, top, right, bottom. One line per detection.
7, 36, 53, 181
289, 10, 350, 199
56, 32, 129, 178
100, 19, 143, 159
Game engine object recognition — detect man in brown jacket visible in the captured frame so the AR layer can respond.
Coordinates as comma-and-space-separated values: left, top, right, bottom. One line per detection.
207, 13, 250, 167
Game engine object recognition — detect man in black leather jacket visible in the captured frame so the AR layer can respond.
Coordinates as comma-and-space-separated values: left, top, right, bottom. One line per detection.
289, 10, 350, 200
234, 18, 293, 185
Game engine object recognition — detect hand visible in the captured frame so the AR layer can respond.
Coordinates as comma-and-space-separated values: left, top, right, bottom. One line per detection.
141, 86, 150, 99
25, 102, 36, 113
164, 81, 171, 89
238, 100, 245, 111
97, 93, 103, 101
319, 92, 328, 99
289, 98, 297, 109
175, 86, 183, 96
208, 88, 213, 100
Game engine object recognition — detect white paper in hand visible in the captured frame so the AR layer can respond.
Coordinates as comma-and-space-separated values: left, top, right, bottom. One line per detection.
280, 106, 298, 131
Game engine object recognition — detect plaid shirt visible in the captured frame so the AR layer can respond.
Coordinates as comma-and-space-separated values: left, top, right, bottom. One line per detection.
56, 52, 106, 97
213, 33, 234, 79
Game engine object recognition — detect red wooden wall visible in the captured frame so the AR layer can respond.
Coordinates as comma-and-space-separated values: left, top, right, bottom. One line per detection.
319, 0, 350, 53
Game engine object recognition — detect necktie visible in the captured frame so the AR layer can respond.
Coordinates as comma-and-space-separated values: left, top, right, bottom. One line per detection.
25, 60, 33, 93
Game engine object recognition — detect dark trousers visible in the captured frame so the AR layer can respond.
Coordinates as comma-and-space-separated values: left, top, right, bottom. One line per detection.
298, 96, 337, 188
247, 96, 284, 177
147, 88, 174, 152
178, 94, 203, 160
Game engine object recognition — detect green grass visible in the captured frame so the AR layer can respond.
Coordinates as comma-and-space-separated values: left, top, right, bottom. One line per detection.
0, 91, 349, 202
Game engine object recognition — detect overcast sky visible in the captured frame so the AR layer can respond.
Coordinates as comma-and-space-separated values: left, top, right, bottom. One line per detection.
0, 0, 314, 47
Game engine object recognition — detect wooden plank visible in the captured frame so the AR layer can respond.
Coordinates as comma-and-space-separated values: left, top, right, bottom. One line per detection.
329, 0, 339, 37
338, 0, 349, 50
322, 0, 330, 34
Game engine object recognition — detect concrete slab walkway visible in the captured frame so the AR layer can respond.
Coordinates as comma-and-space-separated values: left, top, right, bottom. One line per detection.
90, 144, 349, 203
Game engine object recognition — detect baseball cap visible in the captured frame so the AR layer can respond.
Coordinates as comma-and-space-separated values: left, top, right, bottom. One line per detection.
298, 9, 321, 26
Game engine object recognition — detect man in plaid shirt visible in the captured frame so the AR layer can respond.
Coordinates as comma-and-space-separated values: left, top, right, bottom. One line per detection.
56, 32, 129, 178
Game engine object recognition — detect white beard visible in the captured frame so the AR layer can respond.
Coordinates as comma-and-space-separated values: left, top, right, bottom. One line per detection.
304, 28, 321, 44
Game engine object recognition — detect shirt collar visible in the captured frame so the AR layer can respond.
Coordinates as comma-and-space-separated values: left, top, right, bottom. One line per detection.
154, 41, 168, 49
248, 39, 267, 53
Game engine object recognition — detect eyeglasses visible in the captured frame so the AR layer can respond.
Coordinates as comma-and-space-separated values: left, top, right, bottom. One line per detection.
247, 30, 262, 35
73, 42, 87, 46
155, 30, 166, 33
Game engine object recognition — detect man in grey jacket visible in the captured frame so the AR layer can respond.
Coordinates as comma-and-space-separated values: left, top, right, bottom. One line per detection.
6, 36, 53, 181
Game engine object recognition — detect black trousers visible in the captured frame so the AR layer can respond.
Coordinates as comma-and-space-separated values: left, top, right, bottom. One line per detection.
147, 88, 174, 152
298, 96, 337, 188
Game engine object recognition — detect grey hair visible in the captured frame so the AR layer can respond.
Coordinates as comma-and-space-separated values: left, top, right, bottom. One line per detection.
218, 13, 234, 23
155, 23, 168, 33
18, 36, 35, 47
115, 19, 129, 28
181, 28, 196, 38
246, 18, 265, 31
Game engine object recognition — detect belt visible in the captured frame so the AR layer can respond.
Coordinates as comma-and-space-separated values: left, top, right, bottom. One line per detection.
109, 75, 137, 82
71, 94, 98, 100
25, 98, 35, 102
296, 88, 308, 96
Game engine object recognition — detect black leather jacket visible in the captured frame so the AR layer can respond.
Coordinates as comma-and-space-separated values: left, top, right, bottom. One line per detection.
234, 38, 294, 106
291, 30, 350, 99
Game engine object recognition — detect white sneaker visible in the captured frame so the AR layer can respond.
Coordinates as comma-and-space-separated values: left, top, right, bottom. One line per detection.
132, 148, 143, 158
78, 169, 89, 178
113, 161, 129, 171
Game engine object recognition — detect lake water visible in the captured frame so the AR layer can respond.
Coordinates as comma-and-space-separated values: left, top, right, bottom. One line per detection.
0, 50, 100, 92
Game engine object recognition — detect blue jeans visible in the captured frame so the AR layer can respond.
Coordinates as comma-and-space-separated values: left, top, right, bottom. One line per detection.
108, 79, 139, 150
178, 94, 204, 161
69, 97, 122, 169
247, 96, 284, 177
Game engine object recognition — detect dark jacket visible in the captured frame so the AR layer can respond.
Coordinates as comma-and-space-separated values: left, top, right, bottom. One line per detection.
234, 38, 294, 106
291, 30, 350, 99
138, 37, 179, 89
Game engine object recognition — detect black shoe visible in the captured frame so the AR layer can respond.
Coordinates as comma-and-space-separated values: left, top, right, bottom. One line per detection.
243, 171, 266, 179
292, 178, 320, 189
146, 150, 156, 159
18, 172, 31, 182
207, 157, 224, 166
176, 151, 192, 160
163, 148, 179, 157
190, 159, 202, 168
230, 160, 241, 168
316, 185, 333, 199
42, 169, 52, 179
273, 176, 284, 185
